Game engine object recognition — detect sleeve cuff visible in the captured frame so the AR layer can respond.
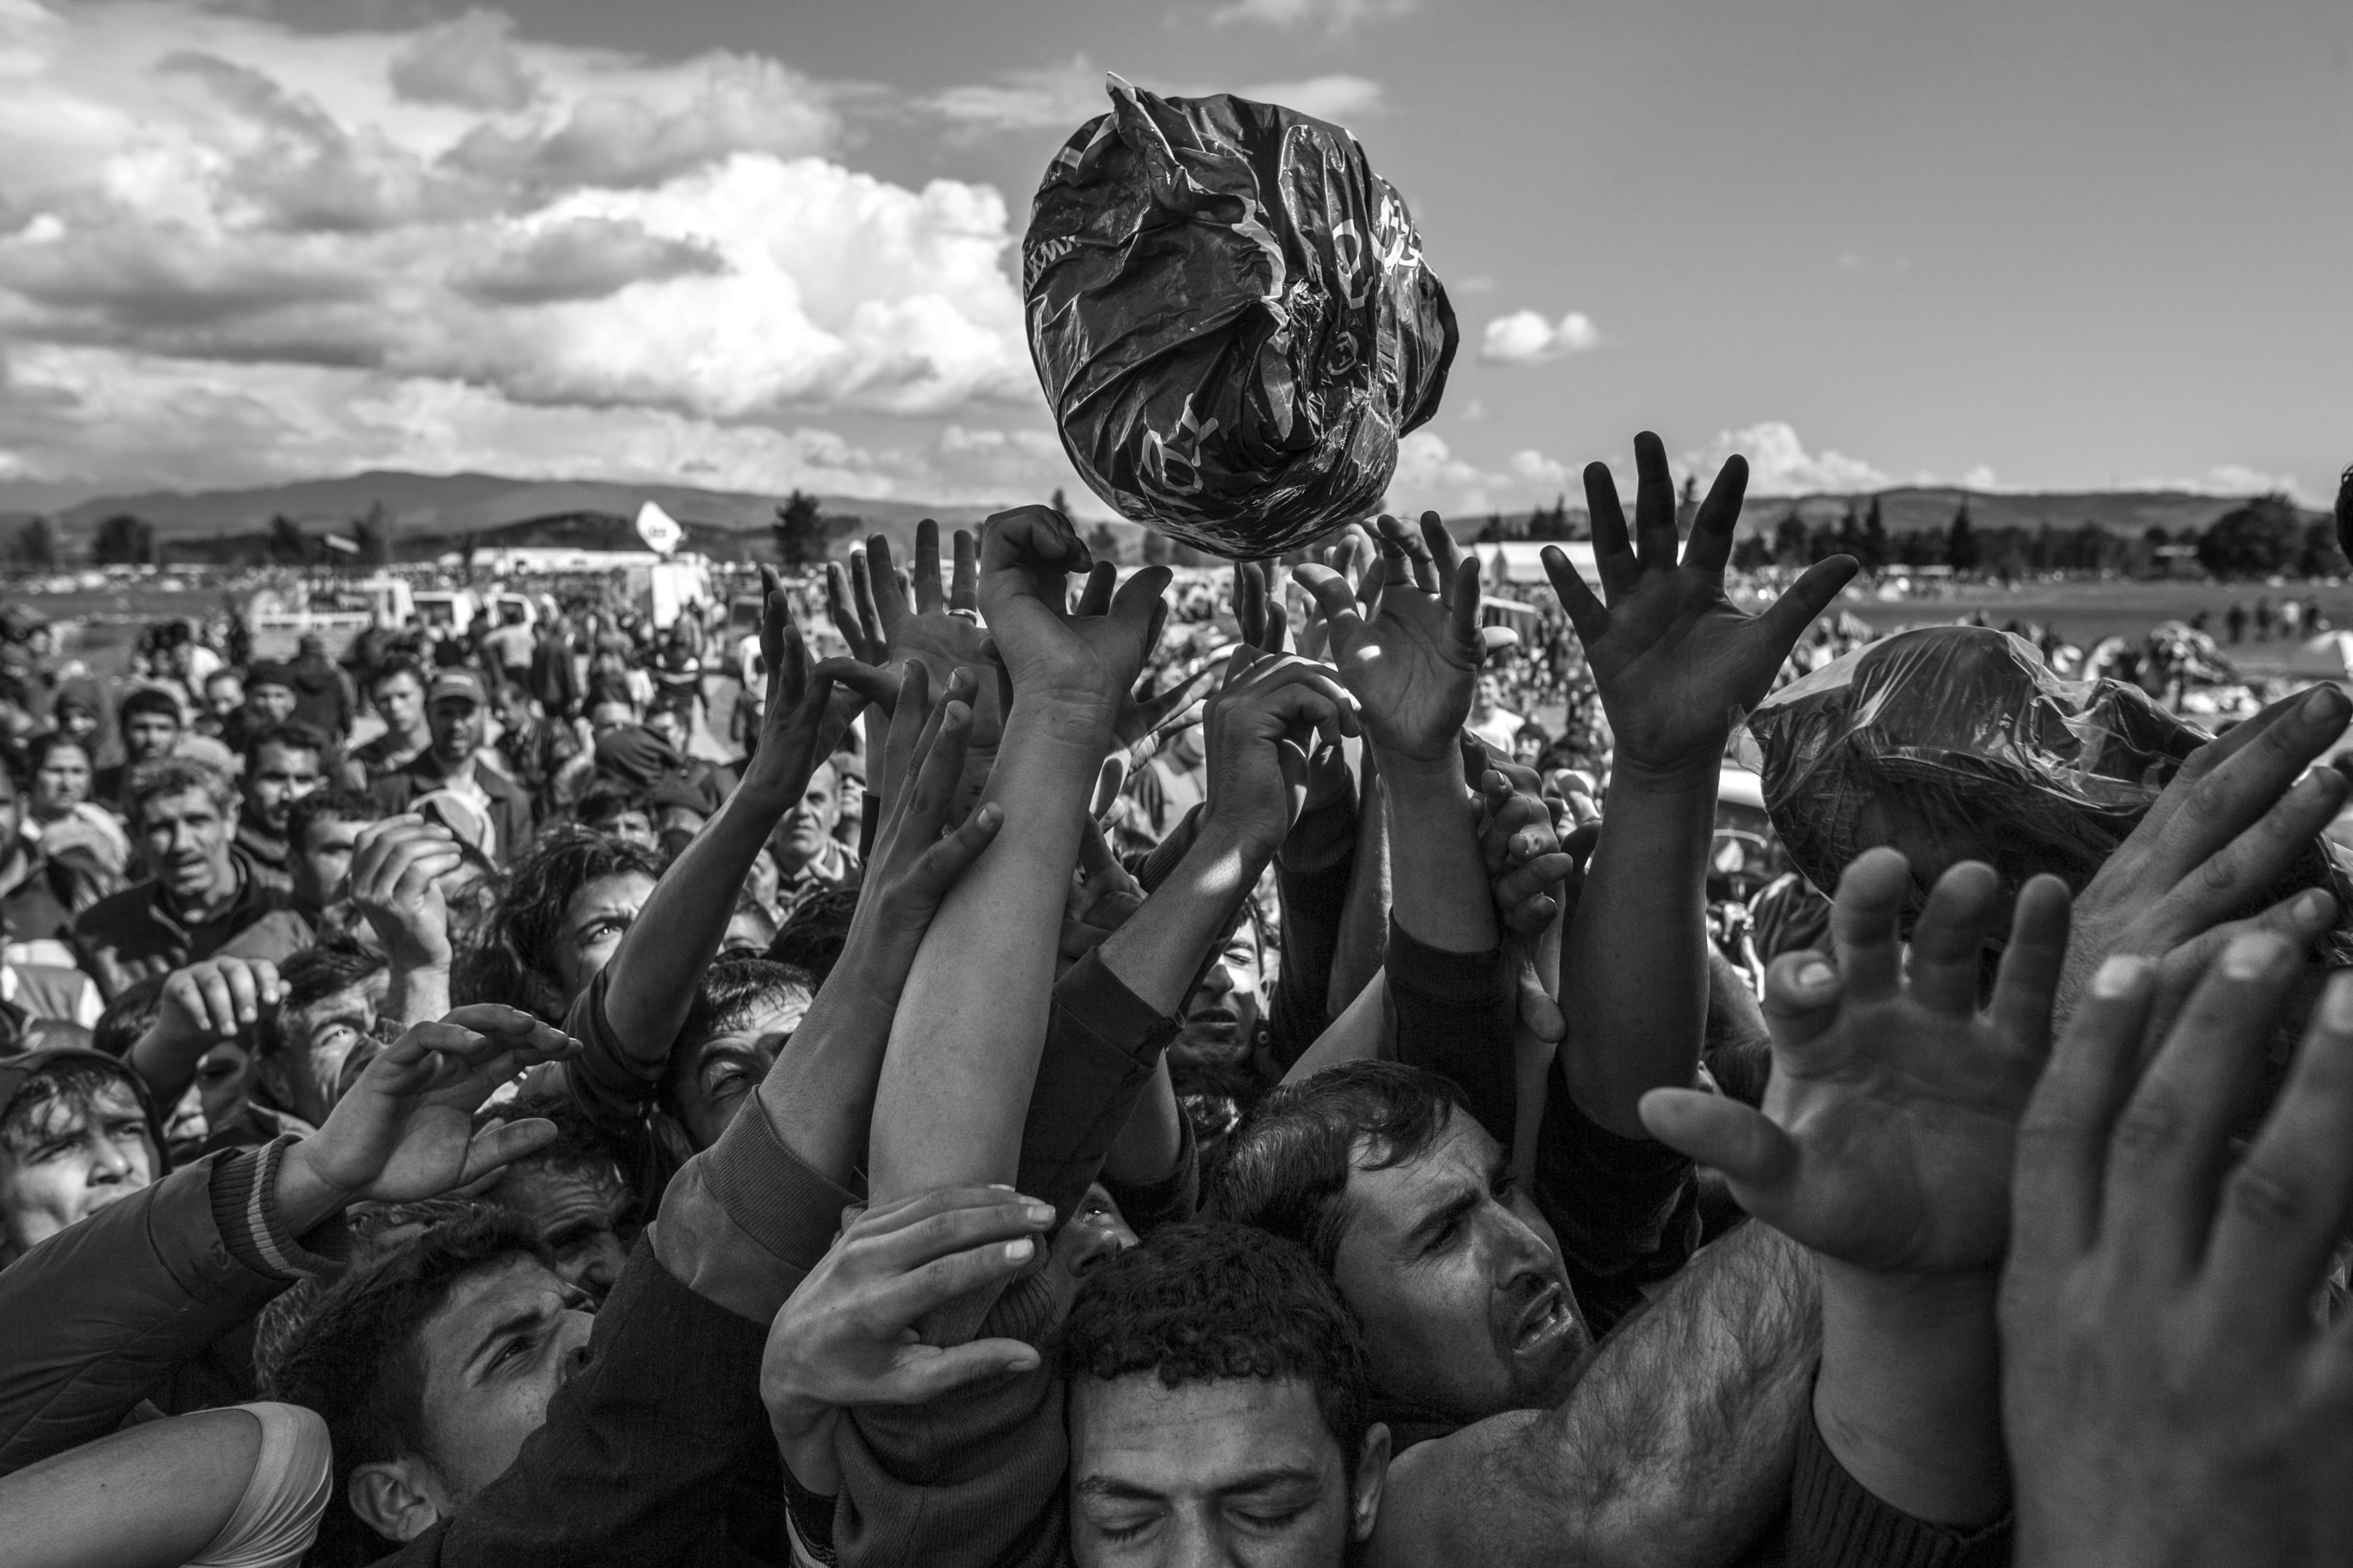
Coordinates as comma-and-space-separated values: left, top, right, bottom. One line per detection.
1792, 1395, 2014, 1567
1384, 916, 1506, 1005
693, 1101, 861, 1275
209, 1136, 350, 1283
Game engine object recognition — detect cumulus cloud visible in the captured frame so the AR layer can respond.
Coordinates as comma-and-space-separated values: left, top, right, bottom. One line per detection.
388, 9, 540, 112
923, 60, 1382, 141
1210, 0, 1417, 31
0, 1, 1042, 494
1379, 431, 1578, 517
1677, 422, 1891, 497
1509, 449, 1570, 489
1479, 309, 1599, 364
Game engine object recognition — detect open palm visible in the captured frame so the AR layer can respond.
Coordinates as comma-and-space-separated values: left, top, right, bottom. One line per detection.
1543, 433, 1858, 775
1295, 513, 1481, 764
1643, 849, 2071, 1276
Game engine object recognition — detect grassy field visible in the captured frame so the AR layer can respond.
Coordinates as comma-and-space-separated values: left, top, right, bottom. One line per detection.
1827, 577, 2353, 671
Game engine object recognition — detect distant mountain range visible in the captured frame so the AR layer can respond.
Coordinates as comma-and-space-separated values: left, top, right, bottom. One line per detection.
0, 469, 2321, 564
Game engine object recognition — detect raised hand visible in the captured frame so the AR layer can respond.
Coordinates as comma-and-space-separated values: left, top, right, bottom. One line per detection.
154, 955, 281, 1050
1200, 648, 1360, 859
833, 520, 1002, 746
857, 661, 1005, 946
1642, 847, 2071, 1276
1543, 433, 1857, 780
747, 562, 895, 802
1476, 759, 1584, 939
348, 815, 462, 972
2054, 682, 2349, 1028
761, 1185, 1053, 1493
976, 506, 1170, 723
274, 1005, 582, 1230
1294, 513, 1482, 765
2003, 936, 2353, 1565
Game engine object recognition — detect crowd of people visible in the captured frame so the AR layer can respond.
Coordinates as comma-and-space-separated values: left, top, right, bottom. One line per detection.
1, 439, 2351, 1566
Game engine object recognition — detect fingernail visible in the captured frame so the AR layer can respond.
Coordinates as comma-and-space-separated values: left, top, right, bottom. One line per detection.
2222, 931, 2284, 979
2091, 955, 2145, 997
2325, 976, 2353, 1032
2299, 889, 2336, 923
1024, 1200, 1056, 1225
2308, 685, 2349, 718
1796, 960, 1835, 989
1003, 1237, 1035, 1262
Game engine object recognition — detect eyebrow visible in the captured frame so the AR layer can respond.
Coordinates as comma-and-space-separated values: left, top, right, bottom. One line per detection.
467, 1301, 555, 1382
1403, 1178, 1485, 1254
1076, 1466, 1325, 1500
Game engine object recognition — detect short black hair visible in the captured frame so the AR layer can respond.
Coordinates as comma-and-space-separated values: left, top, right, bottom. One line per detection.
1212, 1061, 1466, 1275
574, 776, 652, 830
288, 788, 383, 854
118, 687, 183, 731
264, 1212, 548, 1550
368, 658, 428, 698
257, 939, 388, 1067
474, 1089, 635, 1193
242, 719, 328, 767
679, 956, 812, 1045
766, 885, 859, 983
1059, 1221, 1372, 1483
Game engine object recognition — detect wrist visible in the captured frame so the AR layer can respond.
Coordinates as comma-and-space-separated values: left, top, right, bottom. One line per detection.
272, 1138, 358, 1237
1198, 804, 1286, 865
1370, 748, 1467, 799
1607, 751, 1726, 796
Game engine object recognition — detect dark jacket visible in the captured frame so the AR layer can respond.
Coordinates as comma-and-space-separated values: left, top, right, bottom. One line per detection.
0, 1135, 342, 1474
70, 848, 293, 998
370, 754, 536, 866
288, 655, 355, 740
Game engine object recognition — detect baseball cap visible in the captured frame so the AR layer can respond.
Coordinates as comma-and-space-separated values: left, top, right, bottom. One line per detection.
427, 669, 487, 707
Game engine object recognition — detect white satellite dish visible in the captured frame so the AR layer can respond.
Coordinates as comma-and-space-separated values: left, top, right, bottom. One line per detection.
635, 501, 684, 556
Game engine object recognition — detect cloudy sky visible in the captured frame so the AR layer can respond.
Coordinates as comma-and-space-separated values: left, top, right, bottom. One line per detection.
1, 0, 2346, 518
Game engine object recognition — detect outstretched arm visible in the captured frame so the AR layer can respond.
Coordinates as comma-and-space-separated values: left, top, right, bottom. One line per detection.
1371, 1219, 1821, 1568
591, 566, 883, 1069
869, 510, 1170, 1202
1544, 433, 1856, 1137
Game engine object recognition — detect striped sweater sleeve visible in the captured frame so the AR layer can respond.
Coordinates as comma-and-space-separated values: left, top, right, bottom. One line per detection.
208, 1135, 351, 1282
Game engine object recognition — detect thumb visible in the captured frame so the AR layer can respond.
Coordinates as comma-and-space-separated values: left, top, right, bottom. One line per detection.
895, 1338, 1043, 1403
1639, 1089, 1796, 1194
455, 1118, 558, 1188
1109, 566, 1174, 648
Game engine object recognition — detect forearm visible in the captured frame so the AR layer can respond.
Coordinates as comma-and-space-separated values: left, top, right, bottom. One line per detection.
1265, 788, 1355, 1066
1099, 1057, 1183, 1189
603, 775, 794, 1060
1326, 764, 1390, 1014
753, 919, 919, 1188
1564, 761, 1716, 1135
1098, 817, 1271, 1015
0, 1407, 261, 1568
1283, 969, 1387, 1085
1814, 1266, 2007, 1527
870, 699, 1107, 1200
1379, 751, 1494, 953
380, 959, 449, 1029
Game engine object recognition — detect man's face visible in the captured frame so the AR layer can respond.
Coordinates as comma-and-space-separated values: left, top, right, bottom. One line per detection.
1171, 927, 1268, 1070
248, 682, 298, 724
484, 1161, 636, 1304
124, 711, 181, 762
645, 706, 690, 753
244, 740, 323, 833
262, 969, 390, 1127
140, 788, 237, 902
407, 1257, 595, 1513
1329, 1111, 1585, 1423
778, 763, 839, 865
1067, 1376, 1381, 1568
195, 1042, 254, 1133
666, 991, 807, 1151
552, 871, 655, 1009
375, 673, 426, 738
429, 696, 481, 764
205, 674, 244, 719
56, 706, 98, 746
294, 815, 367, 912
0, 1079, 156, 1255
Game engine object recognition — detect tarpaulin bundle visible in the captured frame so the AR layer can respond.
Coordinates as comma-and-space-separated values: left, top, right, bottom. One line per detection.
1024, 75, 1456, 560
1748, 624, 2353, 955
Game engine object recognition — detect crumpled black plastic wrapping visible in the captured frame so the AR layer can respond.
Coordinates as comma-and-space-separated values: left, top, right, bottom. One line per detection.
1747, 624, 2353, 958
1023, 75, 1457, 560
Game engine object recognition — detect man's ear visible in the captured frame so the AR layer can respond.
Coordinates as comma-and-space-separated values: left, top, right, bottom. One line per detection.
348, 1457, 442, 1543
1350, 1421, 1391, 1543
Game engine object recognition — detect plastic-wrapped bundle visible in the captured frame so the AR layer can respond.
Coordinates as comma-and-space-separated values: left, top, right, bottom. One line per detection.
1024, 75, 1456, 560
1747, 624, 2353, 957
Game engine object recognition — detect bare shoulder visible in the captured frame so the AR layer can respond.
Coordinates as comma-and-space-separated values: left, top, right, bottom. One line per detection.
1365, 1410, 1584, 1568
